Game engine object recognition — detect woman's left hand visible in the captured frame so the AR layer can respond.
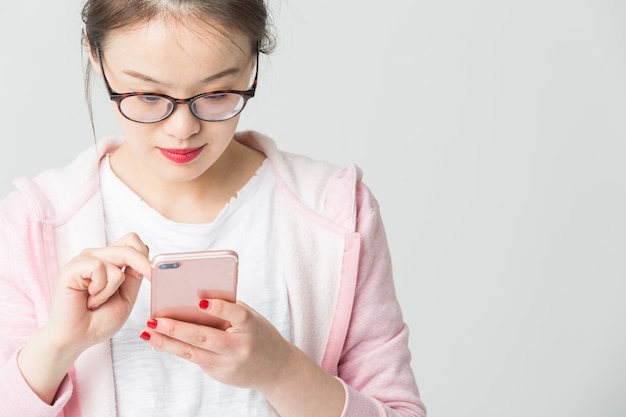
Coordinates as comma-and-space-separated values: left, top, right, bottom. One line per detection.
141, 299, 345, 417
141, 299, 293, 390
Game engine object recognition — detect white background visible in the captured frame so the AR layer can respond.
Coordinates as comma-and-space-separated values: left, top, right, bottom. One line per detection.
1, 1, 625, 416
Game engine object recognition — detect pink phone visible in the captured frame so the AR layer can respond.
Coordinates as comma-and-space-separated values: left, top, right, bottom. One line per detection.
150, 250, 238, 330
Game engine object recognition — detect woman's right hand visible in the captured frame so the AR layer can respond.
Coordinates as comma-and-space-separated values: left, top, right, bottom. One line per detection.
17, 232, 151, 404
46, 232, 151, 352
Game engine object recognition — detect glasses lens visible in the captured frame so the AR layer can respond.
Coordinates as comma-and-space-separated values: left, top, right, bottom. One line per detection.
119, 95, 173, 123
192, 93, 247, 121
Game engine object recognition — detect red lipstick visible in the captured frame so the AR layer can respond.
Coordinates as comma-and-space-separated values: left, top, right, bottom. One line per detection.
159, 146, 205, 164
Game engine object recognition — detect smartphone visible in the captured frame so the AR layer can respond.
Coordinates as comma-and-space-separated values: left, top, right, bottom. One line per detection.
150, 249, 238, 330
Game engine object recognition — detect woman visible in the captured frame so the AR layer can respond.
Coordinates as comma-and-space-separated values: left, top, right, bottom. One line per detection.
0, 1, 426, 416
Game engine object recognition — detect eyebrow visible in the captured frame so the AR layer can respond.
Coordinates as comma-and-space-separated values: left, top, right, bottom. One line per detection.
121, 66, 242, 87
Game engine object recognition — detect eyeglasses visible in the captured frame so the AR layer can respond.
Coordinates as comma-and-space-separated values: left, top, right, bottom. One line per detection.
97, 49, 258, 123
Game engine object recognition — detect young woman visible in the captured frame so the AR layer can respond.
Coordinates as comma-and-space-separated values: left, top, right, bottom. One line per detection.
0, 1, 426, 416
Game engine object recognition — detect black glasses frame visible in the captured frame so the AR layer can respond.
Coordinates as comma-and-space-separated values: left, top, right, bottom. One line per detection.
96, 49, 259, 123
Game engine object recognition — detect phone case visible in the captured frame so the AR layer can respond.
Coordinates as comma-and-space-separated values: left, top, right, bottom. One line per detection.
150, 250, 238, 329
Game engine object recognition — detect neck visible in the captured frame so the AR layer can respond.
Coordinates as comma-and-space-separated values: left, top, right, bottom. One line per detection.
108, 140, 265, 223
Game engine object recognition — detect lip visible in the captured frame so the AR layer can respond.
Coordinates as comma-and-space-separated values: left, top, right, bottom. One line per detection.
158, 145, 205, 164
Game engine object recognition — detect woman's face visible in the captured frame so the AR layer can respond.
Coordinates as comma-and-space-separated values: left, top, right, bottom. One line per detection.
94, 18, 256, 185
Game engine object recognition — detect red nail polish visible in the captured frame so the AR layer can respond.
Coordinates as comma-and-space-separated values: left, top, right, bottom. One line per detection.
147, 318, 158, 329
140, 331, 151, 341
199, 299, 209, 310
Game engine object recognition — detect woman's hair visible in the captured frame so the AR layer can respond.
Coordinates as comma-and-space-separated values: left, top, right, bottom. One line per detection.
81, 0, 275, 135
82, 0, 275, 55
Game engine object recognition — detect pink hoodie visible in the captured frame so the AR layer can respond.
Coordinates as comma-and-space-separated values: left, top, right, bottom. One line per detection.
0, 131, 426, 417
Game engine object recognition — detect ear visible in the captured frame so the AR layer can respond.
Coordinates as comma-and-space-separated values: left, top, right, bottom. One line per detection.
83, 31, 103, 76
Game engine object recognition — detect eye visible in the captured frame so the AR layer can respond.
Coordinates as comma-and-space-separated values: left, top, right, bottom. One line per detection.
137, 95, 163, 104
205, 93, 229, 101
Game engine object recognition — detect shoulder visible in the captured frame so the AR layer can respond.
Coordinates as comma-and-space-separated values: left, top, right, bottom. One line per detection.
0, 137, 122, 225
236, 130, 376, 231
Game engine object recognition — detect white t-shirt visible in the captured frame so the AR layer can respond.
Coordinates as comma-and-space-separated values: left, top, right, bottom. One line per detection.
99, 156, 291, 416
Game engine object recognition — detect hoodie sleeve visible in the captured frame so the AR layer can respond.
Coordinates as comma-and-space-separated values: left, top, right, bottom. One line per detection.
0, 193, 74, 417
336, 182, 427, 417
0, 353, 72, 417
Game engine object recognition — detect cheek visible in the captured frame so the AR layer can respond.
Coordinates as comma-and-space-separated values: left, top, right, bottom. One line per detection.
212, 114, 242, 139
113, 109, 156, 141
193, 116, 242, 152
200, 119, 240, 159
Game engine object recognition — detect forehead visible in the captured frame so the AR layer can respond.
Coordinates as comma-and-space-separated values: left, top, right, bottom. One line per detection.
103, 17, 252, 69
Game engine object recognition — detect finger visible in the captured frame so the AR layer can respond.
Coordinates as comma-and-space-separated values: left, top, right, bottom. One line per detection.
115, 264, 145, 308
62, 255, 108, 293
146, 317, 234, 353
81, 245, 151, 281
112, 232, 150, 256
85, 261, 121, 296
85, 262, 126, 310
142, 319, 231, 362
199, 299, 254, 330
143, 329, 222, 368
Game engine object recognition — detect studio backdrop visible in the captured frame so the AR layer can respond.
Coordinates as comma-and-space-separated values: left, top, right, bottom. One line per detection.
1, 1, 625, 416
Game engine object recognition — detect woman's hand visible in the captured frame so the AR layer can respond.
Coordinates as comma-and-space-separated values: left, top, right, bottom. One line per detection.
17, 232, 152, 404
143, 300, 291, 388
141, 300, 346, 417
45, 232, 151, 352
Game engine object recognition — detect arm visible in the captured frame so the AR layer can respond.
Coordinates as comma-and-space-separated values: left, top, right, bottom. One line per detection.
0, 220, 151, 413
0, 216, 73, 416
18, 233, 151, 403
335, 183, 427, 417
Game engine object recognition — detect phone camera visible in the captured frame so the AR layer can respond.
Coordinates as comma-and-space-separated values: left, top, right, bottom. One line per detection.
159, 263, 180, 269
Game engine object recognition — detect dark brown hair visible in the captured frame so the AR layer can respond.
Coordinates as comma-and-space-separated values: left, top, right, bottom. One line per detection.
81, 0, 275, 134
82, 0, 274, 55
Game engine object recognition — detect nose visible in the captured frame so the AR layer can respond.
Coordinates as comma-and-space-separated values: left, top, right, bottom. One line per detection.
161, 103, 201, 140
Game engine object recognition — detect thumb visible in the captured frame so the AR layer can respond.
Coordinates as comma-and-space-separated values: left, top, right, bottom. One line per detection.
118, 266, 145, 306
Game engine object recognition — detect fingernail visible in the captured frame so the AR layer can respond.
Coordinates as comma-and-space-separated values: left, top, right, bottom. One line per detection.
140, 331, 151, 341
199, 299, 209, 310
88, 305, 98, 312
147, 318, 158, 329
